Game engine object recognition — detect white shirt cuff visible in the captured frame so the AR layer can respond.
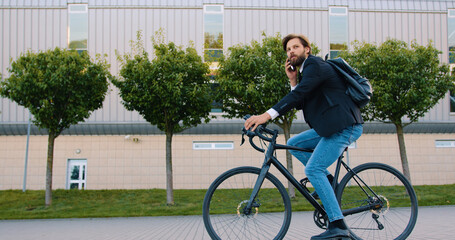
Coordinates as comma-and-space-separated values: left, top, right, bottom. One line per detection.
266, 108, 279, 120
290, 84, 297, 91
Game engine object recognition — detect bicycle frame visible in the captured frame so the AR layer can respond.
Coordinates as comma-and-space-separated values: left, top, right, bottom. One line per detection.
243, 126, 385, 218
244, 129, 327, 216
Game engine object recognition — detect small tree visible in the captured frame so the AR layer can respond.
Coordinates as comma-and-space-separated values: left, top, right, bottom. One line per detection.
0, 48, 110, 205
113, 32, 212, 205
339, 39, 455, 182
217, 33, 320, 197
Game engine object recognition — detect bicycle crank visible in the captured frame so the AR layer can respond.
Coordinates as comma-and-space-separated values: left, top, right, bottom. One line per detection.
313, 209, 328, 229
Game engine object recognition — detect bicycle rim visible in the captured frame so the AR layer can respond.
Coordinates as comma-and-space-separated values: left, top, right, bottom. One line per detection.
202, 167, 292, 240
337, 163, 418, 240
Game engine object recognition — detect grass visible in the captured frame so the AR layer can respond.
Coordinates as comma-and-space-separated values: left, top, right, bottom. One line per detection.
0, 184, 454, 220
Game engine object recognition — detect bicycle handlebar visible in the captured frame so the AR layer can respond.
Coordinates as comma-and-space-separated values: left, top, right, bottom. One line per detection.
242, 115, 278, 152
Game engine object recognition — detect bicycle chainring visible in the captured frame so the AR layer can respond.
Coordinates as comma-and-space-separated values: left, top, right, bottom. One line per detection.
313, 209, 328, 229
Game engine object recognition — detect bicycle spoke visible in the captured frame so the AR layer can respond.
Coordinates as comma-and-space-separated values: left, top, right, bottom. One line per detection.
203, 167, 291, 240
337, 163, 418, 240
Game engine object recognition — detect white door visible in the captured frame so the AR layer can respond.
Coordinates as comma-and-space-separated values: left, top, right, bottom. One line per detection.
67, 159, 87, 190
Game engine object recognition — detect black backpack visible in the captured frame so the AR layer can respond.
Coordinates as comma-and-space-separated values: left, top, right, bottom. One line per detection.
325, 55, 373, 108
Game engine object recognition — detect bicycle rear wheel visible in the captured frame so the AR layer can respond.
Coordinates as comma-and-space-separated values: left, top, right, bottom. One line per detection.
336, 162, 418, 240
202, 166, 292, 240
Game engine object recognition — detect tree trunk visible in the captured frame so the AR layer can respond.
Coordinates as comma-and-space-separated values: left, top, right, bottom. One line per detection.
45, 132, 56, 206
282, 120, 295, 198
165, 131, 174, 205
394, 123, 412, 183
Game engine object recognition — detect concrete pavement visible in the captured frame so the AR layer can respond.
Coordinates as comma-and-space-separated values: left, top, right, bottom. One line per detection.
0, 205, 453, 239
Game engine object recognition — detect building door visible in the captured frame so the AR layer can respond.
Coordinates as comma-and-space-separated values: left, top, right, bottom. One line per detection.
67, 159, 87, 189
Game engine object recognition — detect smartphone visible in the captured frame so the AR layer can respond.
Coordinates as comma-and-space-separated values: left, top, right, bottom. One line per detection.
287, 59, 296, 72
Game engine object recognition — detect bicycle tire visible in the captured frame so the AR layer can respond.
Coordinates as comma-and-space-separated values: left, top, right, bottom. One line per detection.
336, 162, 418, 240
203, 166, 292, 240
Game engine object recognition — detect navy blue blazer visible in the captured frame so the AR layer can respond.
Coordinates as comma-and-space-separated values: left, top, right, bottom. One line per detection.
272, 55, 363, 137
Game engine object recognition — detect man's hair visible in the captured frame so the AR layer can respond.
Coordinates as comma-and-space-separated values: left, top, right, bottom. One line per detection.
282, 34, 312, 54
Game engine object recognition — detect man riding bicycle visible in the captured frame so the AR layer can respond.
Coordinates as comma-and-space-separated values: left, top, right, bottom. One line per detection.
244, 34, 363, 240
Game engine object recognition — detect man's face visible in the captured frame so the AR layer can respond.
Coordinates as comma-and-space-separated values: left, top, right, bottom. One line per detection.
286, 38, 310, 67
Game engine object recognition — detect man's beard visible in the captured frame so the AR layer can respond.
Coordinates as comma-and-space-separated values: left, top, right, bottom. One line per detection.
290, 55, 306, 67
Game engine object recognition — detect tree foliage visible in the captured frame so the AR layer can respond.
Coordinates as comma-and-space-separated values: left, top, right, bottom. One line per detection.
114, 32, 212, 134
338, 39, 455, 181
339, 39, 454, 124
217, 32, 320, 121
112, 31, 212, 204
0, 47, 110, 205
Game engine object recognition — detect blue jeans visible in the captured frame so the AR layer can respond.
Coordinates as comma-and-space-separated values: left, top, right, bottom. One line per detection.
288, 124, 363, 222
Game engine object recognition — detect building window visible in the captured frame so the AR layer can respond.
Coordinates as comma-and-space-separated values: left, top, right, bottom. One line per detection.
203, 4, 224, 71
450, 91, 455, 113
435, 140, 455, 148
448, 10, 455, 63
193, 141, 234, 150
210, 81, 222, 113
68, 4, 88, 53
450, 64, 455, 113
329, 6, 348, 59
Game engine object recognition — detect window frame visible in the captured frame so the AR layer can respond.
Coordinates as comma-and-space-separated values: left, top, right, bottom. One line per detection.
328, 6, 349, 59
193, 141, 234, 150
203, 4, 224, 64
448, 9, 455, 64
67, 3, 89, 52
435, 140, 455, 148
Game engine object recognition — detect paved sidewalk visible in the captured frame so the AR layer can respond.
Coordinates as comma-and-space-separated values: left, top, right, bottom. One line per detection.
0, 205, 453, 240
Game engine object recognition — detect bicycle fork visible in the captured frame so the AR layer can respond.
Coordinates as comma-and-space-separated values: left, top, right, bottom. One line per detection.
243, 162, 270, 215
243, 144, 277, 216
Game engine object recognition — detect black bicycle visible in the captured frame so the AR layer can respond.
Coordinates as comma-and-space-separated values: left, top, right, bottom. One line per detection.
202, 116, 418, 240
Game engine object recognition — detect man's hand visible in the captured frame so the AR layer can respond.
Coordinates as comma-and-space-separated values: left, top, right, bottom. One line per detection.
244, 113, 271, 131
285, 59, 298, 87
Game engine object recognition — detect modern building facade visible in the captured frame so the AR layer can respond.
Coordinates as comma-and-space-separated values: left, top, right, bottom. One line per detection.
1, 0, 454, 190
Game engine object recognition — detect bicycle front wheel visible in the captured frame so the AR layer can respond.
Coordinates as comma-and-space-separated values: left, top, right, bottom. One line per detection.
336, 162, 418, 240
202, 166, 292, 240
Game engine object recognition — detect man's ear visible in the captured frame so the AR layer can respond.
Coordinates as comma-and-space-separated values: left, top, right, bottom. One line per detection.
305, 46, 311, 55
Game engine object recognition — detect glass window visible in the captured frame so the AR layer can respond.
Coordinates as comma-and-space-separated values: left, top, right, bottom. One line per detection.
450, 64, 455, 113
329, 7, 348, 59
204, 5, 224, 113
449, 10, 455, 64
68, 4, 88, 52
450, 91, 455, 113
210, 81, 222, 113
435, 140, 455, 148
193, 141, 234, 150
204, 4, 224, 68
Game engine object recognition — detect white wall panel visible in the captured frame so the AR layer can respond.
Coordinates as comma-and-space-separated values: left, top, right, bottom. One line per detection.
1, 1, 454, 125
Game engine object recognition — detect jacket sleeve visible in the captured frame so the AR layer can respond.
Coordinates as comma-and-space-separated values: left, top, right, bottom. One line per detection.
271, 57, 323, 116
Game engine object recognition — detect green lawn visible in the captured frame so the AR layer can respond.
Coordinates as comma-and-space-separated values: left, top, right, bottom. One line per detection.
0, 184, 453, 220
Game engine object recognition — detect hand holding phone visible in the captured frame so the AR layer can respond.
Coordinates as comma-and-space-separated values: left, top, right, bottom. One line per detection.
287, 59, 296, 72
